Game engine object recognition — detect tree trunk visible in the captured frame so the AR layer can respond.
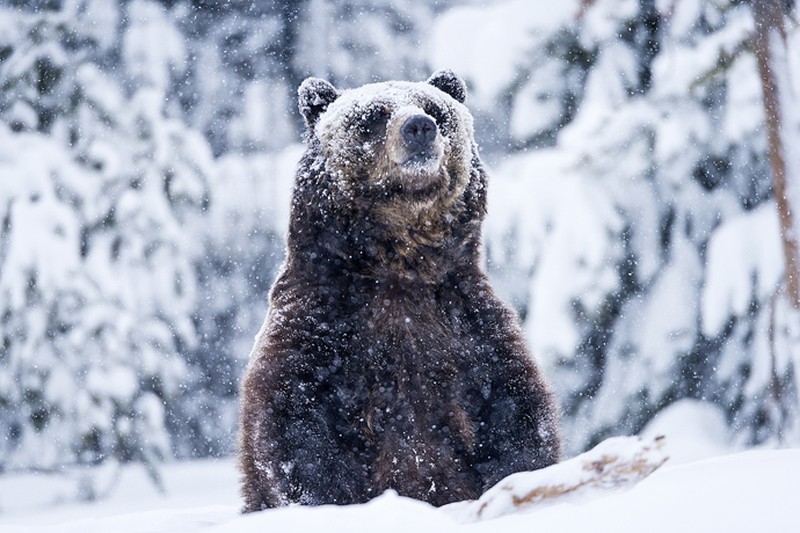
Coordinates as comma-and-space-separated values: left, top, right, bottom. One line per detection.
752, 0, 800, 307
753, 0, 800, 442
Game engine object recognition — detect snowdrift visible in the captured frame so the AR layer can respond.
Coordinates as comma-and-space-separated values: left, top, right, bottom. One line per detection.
2, 441, 798, 532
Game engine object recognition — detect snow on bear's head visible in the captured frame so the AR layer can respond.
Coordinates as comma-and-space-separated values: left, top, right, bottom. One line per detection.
297, 71, 475, 205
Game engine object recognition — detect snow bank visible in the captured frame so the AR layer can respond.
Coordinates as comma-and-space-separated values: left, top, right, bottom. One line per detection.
2, 444, 798, 532
0, 459, 239, 529
641, 399, 732, 464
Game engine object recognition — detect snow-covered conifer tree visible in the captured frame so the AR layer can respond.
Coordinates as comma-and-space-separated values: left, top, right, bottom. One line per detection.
0, 0, 213, 482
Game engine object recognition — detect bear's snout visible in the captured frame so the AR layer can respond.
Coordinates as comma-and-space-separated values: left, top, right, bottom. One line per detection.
381, 106, 445, 172
401, 115, 437, 154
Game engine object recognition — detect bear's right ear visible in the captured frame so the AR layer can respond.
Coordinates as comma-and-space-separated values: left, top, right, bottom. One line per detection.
298, 77, 340, 131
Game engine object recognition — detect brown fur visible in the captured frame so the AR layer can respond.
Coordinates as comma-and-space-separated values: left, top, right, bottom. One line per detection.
238, 72, 561, 512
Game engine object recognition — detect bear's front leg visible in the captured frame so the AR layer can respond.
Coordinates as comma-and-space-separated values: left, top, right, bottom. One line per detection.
472, 378, 561, 491
238, 351, 371, 512
457, 280, 562, 490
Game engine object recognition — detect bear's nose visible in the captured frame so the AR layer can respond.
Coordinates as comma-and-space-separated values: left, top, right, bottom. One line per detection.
401, 115, 437, 151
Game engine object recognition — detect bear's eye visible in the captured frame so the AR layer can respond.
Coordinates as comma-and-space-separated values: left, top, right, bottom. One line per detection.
424, 104, 448, 130
361, 106, 391, 138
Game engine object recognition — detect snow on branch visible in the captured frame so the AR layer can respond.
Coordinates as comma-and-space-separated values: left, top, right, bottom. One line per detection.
701, 203, 783, 337
444, 435, 668, 523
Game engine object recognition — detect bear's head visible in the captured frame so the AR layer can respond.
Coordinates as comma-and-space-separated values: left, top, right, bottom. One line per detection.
298, 70, 476, 202
290, 71, 487, 282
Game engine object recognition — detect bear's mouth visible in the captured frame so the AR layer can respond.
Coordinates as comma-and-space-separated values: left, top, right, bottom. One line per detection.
403, 149, 440, 169
398, 149, 447, 193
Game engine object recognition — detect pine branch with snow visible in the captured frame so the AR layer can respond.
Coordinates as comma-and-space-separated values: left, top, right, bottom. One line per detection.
443, 435, 668, 523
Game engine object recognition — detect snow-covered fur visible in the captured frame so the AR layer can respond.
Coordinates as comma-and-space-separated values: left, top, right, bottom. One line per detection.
238, 71, 561, 512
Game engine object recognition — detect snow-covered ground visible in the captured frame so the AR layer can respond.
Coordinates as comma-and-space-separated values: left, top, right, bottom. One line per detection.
1, 400, 797, 532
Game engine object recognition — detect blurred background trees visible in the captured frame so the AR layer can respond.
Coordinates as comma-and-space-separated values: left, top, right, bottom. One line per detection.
0, 0, 798, 492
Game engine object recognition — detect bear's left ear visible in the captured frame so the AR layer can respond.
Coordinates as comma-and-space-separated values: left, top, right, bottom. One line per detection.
427, 70, 467, 104
298, 77, 340, 131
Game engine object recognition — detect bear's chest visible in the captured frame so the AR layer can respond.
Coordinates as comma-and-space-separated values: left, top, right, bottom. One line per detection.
313, 287, 486, 448
355, 287, 470, 375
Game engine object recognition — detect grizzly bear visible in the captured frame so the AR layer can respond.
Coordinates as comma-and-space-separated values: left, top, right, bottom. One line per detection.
238, 70, 561, 512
